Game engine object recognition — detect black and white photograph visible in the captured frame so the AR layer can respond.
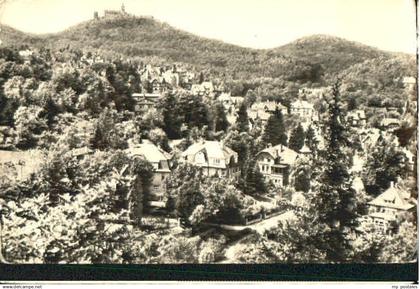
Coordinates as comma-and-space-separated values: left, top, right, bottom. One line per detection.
0, 0, 417, 275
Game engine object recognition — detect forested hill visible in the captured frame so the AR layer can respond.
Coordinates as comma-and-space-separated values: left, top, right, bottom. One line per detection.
1, 16, 415, 85
0, 25, 40, 47
273, 34, 391, 77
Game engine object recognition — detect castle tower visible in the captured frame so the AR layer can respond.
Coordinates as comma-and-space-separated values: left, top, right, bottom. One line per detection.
93, 11, 99, 20
121, 3, 126, 13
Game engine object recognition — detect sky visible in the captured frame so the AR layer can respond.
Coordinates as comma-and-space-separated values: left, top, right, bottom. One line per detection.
0, 0, 417, 53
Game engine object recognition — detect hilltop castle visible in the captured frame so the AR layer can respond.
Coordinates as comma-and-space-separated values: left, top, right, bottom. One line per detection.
94, 3, 128, 20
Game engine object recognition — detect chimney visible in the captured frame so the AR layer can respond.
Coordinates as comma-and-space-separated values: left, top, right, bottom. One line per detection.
390, 181, 394, 188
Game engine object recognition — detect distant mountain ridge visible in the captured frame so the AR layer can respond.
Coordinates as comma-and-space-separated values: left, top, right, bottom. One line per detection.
0, 16, 416, 84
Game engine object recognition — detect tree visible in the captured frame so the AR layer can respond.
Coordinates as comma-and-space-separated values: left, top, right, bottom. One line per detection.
13, 105, 47, 149
148, 128, 171, 152
362, 136, 409, 196
213, 102, 229, 132
309, 81, 358, 262
294, 169, 311, 193
165, 164, 204, 222
236, 102, 249, 132
245, 89, 257, 106
262, 108, 287, 146
175, 178, 203, 223
160, 94, 182, 139
90, 108, 127, 150
305, 125, 318, 153
199, 72, 205, 84
346, 96, 357, 111
130, 157, 154, 218
189, 179, 242, 226
240, 158, 267, 196
289, 124, 305, 152
378, 221, 417, 263
223, 130, 258, 169
2, 150, 153, 263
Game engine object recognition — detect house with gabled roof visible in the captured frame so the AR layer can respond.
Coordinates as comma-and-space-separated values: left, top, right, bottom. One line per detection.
127, 141, 173, 203
365, 182, 416, 233
180, 140, 239, 177
256, 144, 300, 187
149, 77, 171, 94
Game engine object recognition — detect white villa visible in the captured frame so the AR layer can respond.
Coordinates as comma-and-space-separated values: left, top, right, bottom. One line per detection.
256, 144, 300, 187
180, 141, 239, 177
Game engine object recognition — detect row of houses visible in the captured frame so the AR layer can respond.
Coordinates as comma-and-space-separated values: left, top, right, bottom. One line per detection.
246, 100, 318, 129
121, 139, 309, 205
120, 137, 415, 235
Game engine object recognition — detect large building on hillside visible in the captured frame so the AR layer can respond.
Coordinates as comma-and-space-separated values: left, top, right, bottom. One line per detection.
180, 141, 239, 177
95, 3, 128, 19
127, 141, 173, 202
256, 144, 300, 187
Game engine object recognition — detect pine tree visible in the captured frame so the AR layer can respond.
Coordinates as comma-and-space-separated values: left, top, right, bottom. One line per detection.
310, 81, 358, 262
294, 169, 311, 193
236, 102, 249, 132
289, 124, 305, 152
159, 94, 183, 139
240, 158, 267, 195
262, 108, 287, 146
305, 125, 318, 152
213, 102, 229, 132
199, 72, 205, 84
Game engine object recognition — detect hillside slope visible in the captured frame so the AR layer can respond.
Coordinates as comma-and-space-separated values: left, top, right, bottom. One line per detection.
0, 16, 416, 84
274, 34, 390, 77
0, 25, 41, 47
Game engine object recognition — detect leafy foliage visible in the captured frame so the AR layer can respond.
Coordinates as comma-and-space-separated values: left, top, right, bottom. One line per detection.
362, 136, 409, 196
